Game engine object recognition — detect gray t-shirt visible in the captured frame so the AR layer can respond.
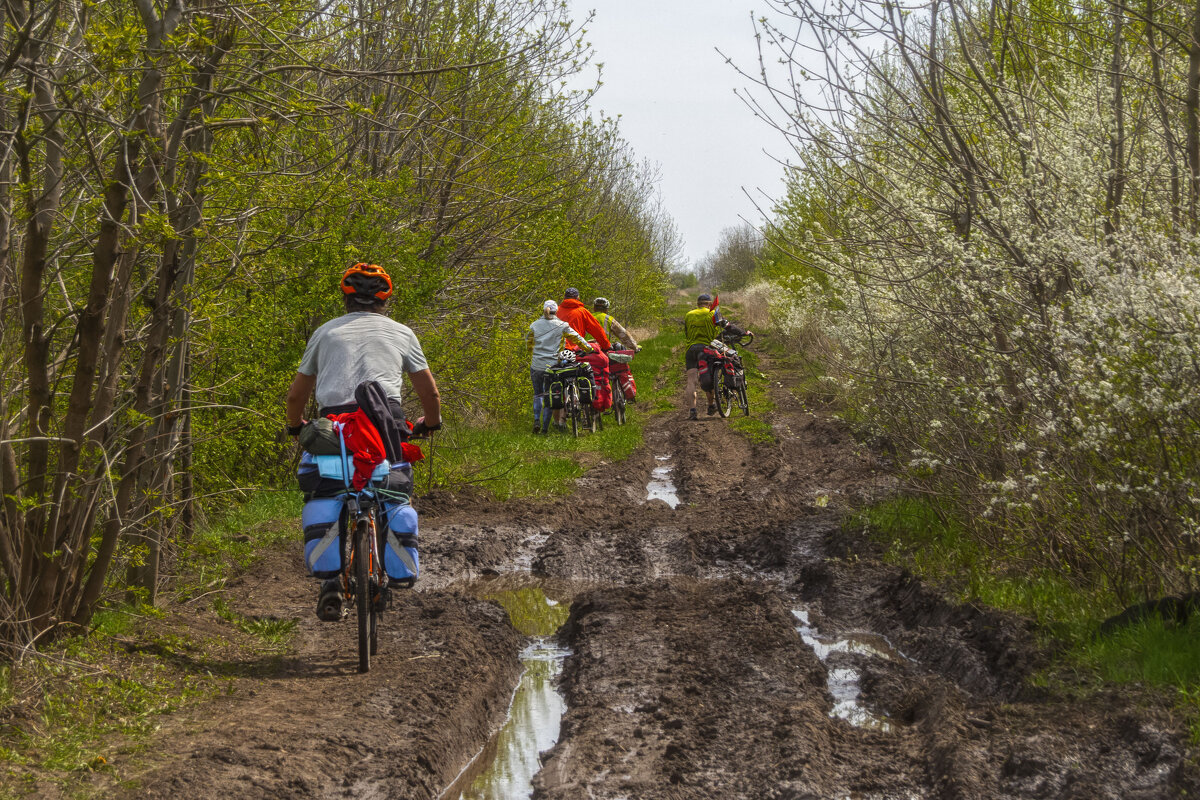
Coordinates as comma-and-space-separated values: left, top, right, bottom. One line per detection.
298, 312, 429, 409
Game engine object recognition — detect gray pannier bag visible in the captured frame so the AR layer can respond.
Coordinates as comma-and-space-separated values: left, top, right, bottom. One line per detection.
298, 417, 342, 455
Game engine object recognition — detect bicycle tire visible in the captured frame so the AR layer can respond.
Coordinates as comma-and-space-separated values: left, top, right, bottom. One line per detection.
368, 520, 379, 657
610, 376, 626, 425
713, 372, 731, 418
355, 518, 371, 673
737, 383, 750, 416
567, 384, 579, 437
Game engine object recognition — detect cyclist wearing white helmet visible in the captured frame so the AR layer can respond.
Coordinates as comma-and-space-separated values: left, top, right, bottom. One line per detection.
527, 299, 592, 434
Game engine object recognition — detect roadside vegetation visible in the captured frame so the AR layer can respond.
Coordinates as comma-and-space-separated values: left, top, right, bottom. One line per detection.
0, 494, 299, 798
0, 0, 679, 649
852, 496, 1200, 742
681, 0, 1200, 740
743, 0, 1200, 606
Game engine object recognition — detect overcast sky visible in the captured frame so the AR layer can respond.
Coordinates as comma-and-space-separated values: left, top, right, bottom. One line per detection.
565, 2, 792, 270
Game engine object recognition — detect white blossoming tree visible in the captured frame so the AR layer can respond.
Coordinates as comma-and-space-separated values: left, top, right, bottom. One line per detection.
753, 0, 1200, 597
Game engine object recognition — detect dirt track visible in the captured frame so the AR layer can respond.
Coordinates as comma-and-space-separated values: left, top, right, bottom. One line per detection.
90, 345, 1198, 799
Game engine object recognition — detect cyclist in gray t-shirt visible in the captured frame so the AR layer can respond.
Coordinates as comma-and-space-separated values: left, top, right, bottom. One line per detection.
285, 262, 441, 432
285, 262, 442, 620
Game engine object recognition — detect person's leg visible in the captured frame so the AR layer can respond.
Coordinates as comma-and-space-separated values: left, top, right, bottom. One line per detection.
531, 368, 544, 432
686, 367, 699, 411
535, 370, 552, 431
685, 366, 701, 420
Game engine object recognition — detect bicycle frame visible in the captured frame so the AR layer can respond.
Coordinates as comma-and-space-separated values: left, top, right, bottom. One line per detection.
344, 494, 381, 583
343, 491, 385, 672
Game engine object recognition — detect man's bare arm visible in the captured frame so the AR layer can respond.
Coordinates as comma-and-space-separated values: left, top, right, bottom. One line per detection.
408, 369, 442, 427
286, 372, 317, 429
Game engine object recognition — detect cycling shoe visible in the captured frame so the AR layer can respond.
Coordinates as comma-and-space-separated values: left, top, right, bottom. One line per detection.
316, 579, 343, 621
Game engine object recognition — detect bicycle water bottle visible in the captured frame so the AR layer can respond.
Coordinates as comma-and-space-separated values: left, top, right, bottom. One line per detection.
382, 502, 419, 581
302, 497, 343, 577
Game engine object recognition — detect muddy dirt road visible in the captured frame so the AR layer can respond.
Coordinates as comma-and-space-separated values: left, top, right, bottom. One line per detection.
99, 348, 1197, 799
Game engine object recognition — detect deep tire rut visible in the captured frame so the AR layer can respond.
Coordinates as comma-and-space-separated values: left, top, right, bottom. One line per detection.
92, 344, 1198, 800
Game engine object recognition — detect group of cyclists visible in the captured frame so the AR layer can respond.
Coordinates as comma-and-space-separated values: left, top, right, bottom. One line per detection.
525, 287, 641, 434
285, 263, 747, 620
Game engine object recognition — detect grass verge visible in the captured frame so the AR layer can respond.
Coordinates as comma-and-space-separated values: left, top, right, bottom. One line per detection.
0, 492, 301, 798
421, 324, 677, 499
855, 495, 1200, 741
727, 346, 774, 443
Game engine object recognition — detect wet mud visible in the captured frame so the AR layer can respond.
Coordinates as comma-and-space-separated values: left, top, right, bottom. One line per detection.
78, 345, 1199, 799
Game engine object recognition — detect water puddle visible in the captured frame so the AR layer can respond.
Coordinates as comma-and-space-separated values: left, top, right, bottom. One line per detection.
793, 608, 899, 732
646, 455, 679, 508
443, 585, 570, 800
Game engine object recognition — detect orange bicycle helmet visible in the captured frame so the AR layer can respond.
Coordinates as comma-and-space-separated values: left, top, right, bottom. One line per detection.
341, 262, 393, 303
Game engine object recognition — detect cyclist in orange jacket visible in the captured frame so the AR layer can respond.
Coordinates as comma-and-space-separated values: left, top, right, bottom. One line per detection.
556, 287, 611, 350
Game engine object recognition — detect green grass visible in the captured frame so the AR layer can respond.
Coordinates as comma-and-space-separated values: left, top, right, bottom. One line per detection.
727, 346, 775, 443
0, 493, 309, 797
1069, 616, 1200, 744
0, 625, 210, 797
211, 598, 297, 651
854, 497, 1099, 633
174, 491, 300, 602
857, 495, 1200, 741
422, 324, 678, 499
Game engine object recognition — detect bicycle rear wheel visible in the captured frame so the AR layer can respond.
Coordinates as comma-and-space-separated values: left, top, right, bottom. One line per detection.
713, 373, 731, 418
610, 376, 626, 425
354, 518, 371, 673
567, 384, 580, 437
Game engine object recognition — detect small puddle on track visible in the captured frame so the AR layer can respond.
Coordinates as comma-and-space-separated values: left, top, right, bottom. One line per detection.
793, 608, 901, 732
442, 583, 570, 800
646, 455, 679, 508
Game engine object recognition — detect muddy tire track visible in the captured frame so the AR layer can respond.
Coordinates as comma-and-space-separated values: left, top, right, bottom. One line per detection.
82, 343, 1199, 800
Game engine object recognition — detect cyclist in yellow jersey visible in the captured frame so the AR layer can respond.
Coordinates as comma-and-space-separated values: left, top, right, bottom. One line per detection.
590, 297, 641, 352
683, 293, 744, 419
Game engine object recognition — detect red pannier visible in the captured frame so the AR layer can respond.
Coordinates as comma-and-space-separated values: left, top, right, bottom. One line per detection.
577, 351, 612, 411
608, 349, 637, 400
697, 345, 723, 392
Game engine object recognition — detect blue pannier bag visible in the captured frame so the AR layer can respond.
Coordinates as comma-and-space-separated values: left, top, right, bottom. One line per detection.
381, 502, 419, 582
302, 497, 344, 578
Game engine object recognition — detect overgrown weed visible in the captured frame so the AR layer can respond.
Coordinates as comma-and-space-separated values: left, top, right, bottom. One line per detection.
859, 495, 1200, 740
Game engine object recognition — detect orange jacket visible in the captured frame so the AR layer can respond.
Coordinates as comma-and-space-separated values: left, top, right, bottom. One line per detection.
556, 299, 611, 350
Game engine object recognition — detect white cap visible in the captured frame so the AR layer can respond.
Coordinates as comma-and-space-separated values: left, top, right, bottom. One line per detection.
543, 299, 558, 314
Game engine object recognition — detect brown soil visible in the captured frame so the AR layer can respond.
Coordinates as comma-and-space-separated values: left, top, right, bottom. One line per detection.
38, 343, 1200, 798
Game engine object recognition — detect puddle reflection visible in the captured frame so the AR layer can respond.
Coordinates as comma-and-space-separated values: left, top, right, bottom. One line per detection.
445, 586, 569, 800
793, 608, 896, 732
646, 455, 679, 508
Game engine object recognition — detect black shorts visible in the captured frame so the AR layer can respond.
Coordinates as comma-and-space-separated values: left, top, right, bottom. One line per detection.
685, 343, 707, 371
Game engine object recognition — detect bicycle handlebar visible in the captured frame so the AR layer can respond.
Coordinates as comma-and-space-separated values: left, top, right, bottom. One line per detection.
720, 330, 754, 347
